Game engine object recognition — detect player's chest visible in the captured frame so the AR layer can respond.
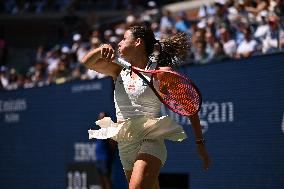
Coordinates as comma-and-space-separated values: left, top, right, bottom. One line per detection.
117, 70, 150, 98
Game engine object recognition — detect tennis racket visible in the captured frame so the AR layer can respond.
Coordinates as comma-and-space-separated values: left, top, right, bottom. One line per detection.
116, 58, 202, 116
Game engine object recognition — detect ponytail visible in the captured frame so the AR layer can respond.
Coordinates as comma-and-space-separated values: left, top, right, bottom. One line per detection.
156, 33, 191, 67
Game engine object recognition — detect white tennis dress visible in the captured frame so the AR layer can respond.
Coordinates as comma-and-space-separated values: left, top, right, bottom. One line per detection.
88, 64, 187, 169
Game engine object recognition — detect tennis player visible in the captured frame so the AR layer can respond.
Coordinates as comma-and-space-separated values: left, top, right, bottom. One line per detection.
82, 26, 210, 189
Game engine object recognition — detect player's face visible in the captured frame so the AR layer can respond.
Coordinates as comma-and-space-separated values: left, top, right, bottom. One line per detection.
118, 30, 136, 59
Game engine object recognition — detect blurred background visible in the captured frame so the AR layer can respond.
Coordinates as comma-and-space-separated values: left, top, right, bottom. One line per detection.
0, 0, 283, 189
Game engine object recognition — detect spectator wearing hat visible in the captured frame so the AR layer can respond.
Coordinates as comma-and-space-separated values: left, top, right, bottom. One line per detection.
254, 10, 269, 37
71, 33, 90, 63
71, 33, 82, 53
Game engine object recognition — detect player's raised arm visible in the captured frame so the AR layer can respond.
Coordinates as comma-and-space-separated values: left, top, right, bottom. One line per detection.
81, 44, 122, 78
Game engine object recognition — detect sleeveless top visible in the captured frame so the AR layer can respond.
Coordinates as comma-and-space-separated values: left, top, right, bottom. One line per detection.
114, 67, 161, 121
88, 63, 187, 142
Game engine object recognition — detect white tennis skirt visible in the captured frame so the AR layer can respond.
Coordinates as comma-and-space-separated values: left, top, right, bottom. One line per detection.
88, 115, 187, 170
88, 115, 187, 142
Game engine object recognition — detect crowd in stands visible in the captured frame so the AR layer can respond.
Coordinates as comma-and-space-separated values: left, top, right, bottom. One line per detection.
0, 0, 284, 91
0, 0, 179, 13
0, 0, 72, 13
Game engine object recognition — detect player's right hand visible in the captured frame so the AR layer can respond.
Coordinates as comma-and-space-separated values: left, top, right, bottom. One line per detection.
100, 44, 115, 63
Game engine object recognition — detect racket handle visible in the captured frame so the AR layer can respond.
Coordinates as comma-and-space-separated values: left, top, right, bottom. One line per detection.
116, 58, 131, 69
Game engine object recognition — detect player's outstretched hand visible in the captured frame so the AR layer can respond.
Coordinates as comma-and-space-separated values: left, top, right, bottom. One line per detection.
197, 144, 211, 171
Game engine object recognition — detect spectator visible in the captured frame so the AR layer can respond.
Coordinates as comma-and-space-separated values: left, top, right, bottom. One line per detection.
45, 46, 61, 75
228, 0, 250, 24
236, 27, 258, 58
233, 19, 249, 45
269, 0, 284, 17
71, 33, 89, 63
71, 33, 82, 53
53, 59, 70, 84
32, 62, 48, 87
213, 41, 229, 61
260, 15, 284, 53
174, 11, 190, 33
34, 45, 46, 63
194, 41, 213, 64
0, 66, 9, 90
6, 68, 18, 90
151, 22, 161, 40
213, 0, 230, 31
205, 31, 218, 59
142, 1, 160, 24
245, 0, 269, 17
103, 30, 114, 43
219, 27, 237, 58
90, 37, 101, 49
254, 10, 269, 38
160, 9, 175, 33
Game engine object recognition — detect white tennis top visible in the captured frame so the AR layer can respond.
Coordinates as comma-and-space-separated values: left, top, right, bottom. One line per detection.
114, 68, 161, 121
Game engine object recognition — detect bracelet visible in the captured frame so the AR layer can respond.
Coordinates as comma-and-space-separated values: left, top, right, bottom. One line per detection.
195, 138, 205, 145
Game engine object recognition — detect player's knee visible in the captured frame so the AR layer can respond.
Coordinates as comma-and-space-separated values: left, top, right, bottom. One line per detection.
129, 181, 153, 189
129, 175, 158, 189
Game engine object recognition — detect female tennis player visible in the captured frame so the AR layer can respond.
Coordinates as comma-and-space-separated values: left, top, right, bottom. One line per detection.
82, 26, 210, 189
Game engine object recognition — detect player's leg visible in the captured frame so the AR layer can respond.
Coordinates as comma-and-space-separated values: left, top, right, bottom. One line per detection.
120, 139, 166, 189
128, 153, 161, 189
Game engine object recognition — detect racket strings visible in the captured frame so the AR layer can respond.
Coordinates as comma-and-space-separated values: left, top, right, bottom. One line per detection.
156, 72, 201, 115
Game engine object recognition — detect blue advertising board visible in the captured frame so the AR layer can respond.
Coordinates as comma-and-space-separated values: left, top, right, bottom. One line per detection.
162, 53, 284, 189
0, 79, 127, 189
0, 53, 284, 189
